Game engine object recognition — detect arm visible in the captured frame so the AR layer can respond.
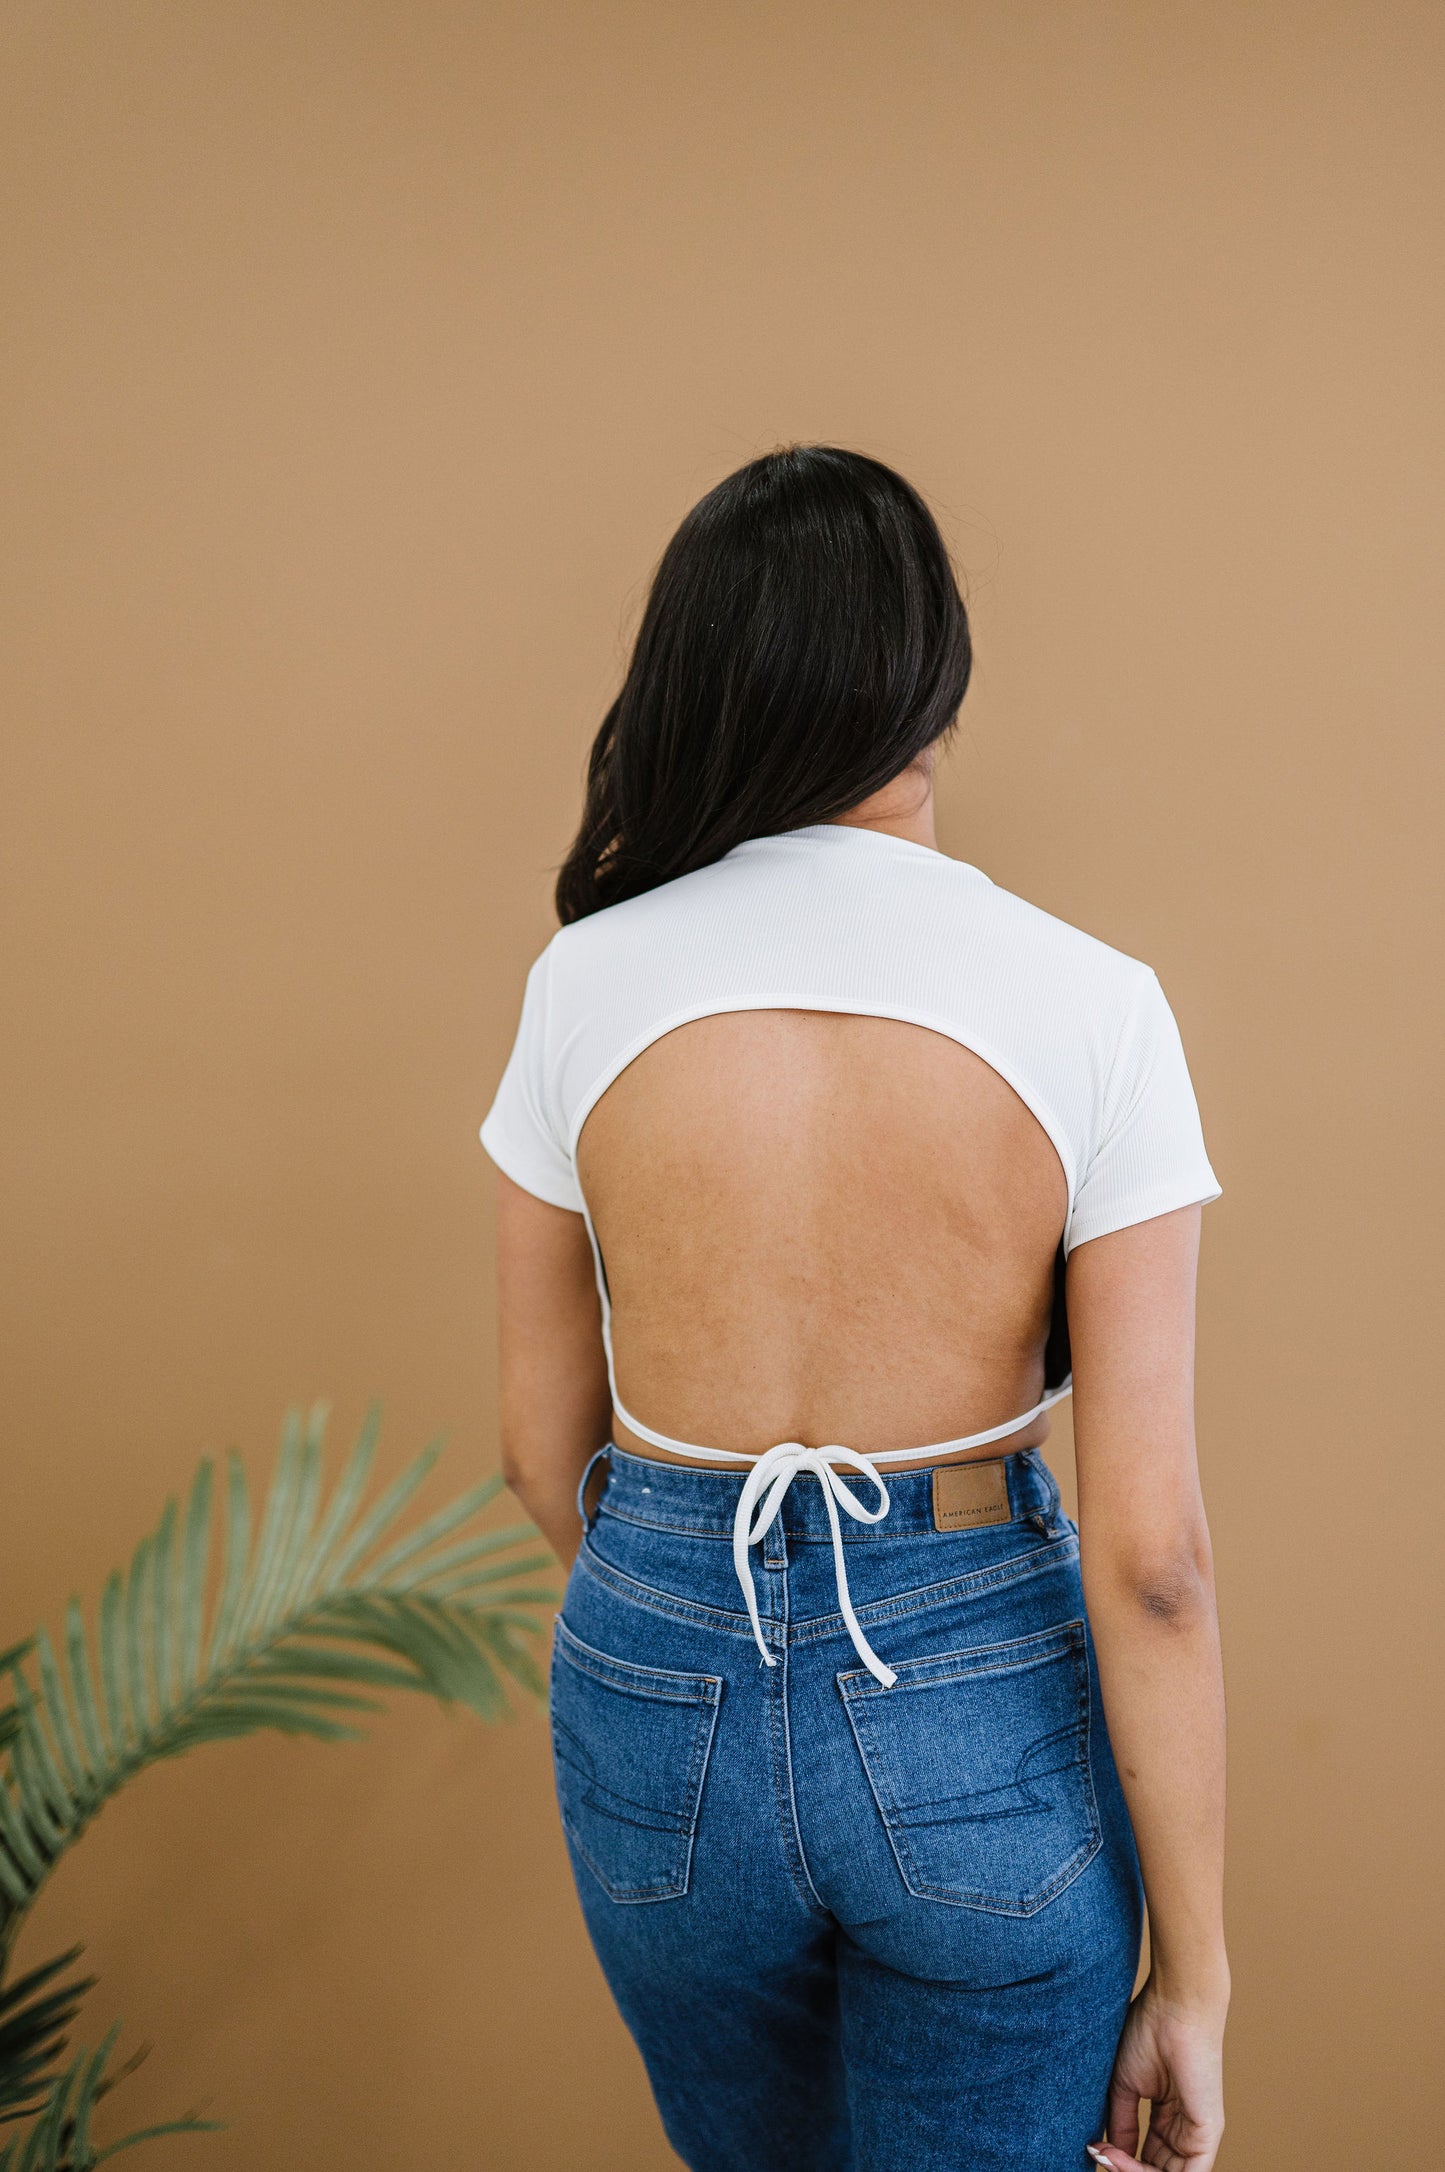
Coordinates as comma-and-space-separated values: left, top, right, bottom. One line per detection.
494, 1170, 614, 1568
1066, 1204, 1228, 2172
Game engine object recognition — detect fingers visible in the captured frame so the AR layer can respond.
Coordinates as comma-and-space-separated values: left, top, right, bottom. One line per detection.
1091, 2136, 1210, 2172
1106, 2075, 1142, 2159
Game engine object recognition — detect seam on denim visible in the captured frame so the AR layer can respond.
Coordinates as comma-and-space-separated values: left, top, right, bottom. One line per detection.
839, 1645, 1085, 1701
598, 1460, 1042, 1546
844, 1534, 1079, 1627
599, 1485, 1046, 1546
553, 1616, 723, 1702
891, 1830, 1102, 1917
575, 1541, 764, 1640
597, 1504, 739, 1540
787, 1533, 1078, 1647
552, 1718, 695, 1832
674, 1676, 723, 1904
836, 1621, 1086, 1698
573, 1531, 1076, 1647
750, 1518, 1020, 1547
559, 1815, 688, 1903
1074, 1622, 1102, 1895
771, 1581, 828, 1918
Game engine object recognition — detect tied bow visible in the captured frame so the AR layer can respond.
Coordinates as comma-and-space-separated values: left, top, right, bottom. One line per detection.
733, 1443, 897, 1688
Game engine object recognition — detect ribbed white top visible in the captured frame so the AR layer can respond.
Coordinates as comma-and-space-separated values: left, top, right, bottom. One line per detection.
482, 823, 1221, 1688
481, 822, 1221, 1254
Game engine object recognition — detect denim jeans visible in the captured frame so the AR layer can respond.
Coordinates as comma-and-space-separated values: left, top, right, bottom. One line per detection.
551, 1443, 1143, 2172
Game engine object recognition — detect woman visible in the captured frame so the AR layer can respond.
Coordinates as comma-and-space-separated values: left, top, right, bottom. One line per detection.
481, 446, 1228, 2172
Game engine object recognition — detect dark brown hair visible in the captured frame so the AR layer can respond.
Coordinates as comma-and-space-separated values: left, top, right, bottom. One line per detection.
555, 445, 971, 922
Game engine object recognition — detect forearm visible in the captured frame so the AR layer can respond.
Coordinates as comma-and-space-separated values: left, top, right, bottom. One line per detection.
499, 1347, 612, 1571
1066, 1208, 1227, 2012
494, 1174, 615, 1573
1083, 1549, 1228, 2005
504, 1434, 601, 1570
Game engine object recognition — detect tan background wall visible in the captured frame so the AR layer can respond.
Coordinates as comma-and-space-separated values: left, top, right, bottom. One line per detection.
3, 4, 1441, 2165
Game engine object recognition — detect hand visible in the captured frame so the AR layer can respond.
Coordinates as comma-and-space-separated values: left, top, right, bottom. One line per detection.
1088, 1978, 1226, 2172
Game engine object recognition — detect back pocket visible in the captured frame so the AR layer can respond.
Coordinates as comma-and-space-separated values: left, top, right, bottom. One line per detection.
550, 1619, 722, 1904
839, 1620, 1100, 1916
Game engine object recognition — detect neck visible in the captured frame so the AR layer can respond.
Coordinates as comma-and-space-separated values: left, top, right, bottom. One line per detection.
829, 761, 938, 850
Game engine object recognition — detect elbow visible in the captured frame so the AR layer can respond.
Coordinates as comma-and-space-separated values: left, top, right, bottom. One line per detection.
1094, 1536, 1217, 1631
498, 1425, 532, 1500
1131, 1561, 1213, 1627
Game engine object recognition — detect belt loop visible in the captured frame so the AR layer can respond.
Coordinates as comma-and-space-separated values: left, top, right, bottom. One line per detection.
1042, 1449, 1068, 1533
1021, 1448, 1068, 1538
576, 1443, 612, 1533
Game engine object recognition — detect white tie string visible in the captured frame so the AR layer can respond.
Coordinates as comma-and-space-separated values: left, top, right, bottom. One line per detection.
733, 1443, 898, 1688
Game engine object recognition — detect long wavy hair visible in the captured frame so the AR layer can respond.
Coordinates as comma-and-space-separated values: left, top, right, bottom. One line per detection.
554, 445, 972, 923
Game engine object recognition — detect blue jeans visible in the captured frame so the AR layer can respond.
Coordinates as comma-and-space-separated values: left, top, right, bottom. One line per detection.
552, 1444, 1143, 2171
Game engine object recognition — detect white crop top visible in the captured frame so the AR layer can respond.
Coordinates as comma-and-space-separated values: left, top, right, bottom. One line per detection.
482, 822, 1219, 1243
480, 821, 1221, 1685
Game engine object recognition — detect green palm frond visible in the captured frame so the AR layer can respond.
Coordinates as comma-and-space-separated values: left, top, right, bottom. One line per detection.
0, 2029, 220, 2170
0, 1406, 554, 1925
0, 1952, 96, 2123
0, 1654, 31, 1766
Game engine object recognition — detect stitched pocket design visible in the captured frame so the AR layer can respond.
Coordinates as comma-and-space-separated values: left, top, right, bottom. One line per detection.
550, 1619, 722, 1904
839, 1619, 1100, 1915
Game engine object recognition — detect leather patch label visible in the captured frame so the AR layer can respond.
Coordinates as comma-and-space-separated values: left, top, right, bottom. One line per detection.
932, 1459, 1012, 1531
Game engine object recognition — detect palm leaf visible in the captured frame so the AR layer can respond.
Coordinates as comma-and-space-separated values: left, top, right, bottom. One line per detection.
148, 1505, 177, 1720
362, 1478, 504, 1582
93, 2120, 223, 2163
238, 1412, 300, 1644
0, 1950, 95, 2121
8, 1685, 69, 1844
269, 1405, 326, 1623
95, 1585, 123, 1765
177, 1465, 212, 1700
0, 2030, 220, 2169
203, 1457, 248, 1675
298, 1404, 378, 1595
0, 1651, 32, 1766
121, 1541, 150, 1747
321, 1440, 444, 1587
0, 1775, 47, 1895
0, 1409, 555, 1929
62, 1613, 105, 1785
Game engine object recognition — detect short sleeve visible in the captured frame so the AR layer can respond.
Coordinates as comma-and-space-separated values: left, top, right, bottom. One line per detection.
1066, 968, 1222, 1252
479, 945, 587, 1213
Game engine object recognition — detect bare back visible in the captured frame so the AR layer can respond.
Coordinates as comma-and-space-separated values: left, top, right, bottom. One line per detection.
577, 1009, 1068, 1464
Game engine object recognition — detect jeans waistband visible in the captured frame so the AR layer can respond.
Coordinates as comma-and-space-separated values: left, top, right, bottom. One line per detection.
587, 1441, 1064, 1544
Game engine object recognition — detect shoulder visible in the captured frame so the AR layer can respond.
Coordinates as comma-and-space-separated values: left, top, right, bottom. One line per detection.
543, 852, 749, 976
949, 866, 1159, 1014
